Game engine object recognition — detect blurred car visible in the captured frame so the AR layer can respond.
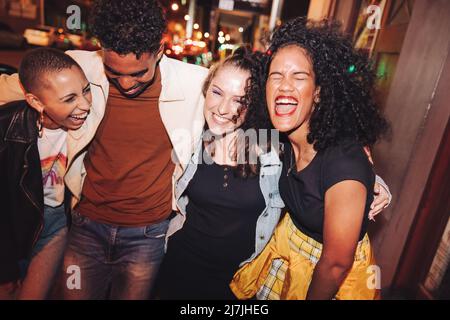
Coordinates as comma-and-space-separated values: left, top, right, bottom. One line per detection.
52, 28, 73, 50
23, 26, 74, 50
23, 26, 100, 51
0, 64, 18, 75
0, 22, 26, 49
24, 26, 55, 47
67, 33, 83, 48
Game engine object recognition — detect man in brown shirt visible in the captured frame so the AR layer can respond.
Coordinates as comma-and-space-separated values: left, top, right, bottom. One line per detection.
61, 0, 207, 299
78, 66, 174, 227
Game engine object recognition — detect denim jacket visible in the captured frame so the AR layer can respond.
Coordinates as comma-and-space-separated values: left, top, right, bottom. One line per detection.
166, 137, 285, 266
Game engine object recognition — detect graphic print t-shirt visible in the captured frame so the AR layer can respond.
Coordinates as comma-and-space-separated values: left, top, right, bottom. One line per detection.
37, 128, 68, 207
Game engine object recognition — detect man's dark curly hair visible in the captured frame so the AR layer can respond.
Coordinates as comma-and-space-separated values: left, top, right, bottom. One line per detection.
268, 17, 388, 151
90, 0, 166, 58
203, 46, 272, 178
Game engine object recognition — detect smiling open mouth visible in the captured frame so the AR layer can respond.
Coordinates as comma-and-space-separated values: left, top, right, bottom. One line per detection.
69, 111, 89, 121
124, 86, 140, 94
212, 113, 233, 124
275, 96, 298, 116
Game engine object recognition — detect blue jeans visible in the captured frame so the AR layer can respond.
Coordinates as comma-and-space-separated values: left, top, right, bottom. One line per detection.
61, 209, 169, 300
3, 205, 67, 300
19, 204, 68, 299
31, 204, 67, 257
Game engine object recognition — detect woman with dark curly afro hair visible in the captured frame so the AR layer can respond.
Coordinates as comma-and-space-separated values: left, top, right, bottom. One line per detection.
230, 17, 389, 300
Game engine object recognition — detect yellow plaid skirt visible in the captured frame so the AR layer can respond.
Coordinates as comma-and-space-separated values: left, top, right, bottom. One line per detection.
230, 214, 380, 300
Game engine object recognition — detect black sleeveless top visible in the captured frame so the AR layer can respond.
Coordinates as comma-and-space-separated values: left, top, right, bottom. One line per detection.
157, 149, 265, 299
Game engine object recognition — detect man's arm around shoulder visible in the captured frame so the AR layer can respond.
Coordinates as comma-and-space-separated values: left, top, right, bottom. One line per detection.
0, 73, 23, 105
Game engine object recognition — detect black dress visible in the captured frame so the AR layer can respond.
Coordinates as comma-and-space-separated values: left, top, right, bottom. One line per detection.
279, 140, 375, 243
157, 153, 265, 299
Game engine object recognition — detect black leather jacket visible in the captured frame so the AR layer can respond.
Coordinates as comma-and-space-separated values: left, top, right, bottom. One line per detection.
0, 100, 44, 283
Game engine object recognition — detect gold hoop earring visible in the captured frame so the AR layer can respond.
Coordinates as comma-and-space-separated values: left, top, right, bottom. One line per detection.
37, 111, 44, 138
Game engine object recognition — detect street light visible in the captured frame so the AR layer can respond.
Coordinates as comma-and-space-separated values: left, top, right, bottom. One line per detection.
238, 27, 244, 33
193, 23, 199, 30
225, 34, 231, 41
171, 3, 179, 11
204, 32, 210, 38
218, 31, 224, 37
184, 15, 190, 21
